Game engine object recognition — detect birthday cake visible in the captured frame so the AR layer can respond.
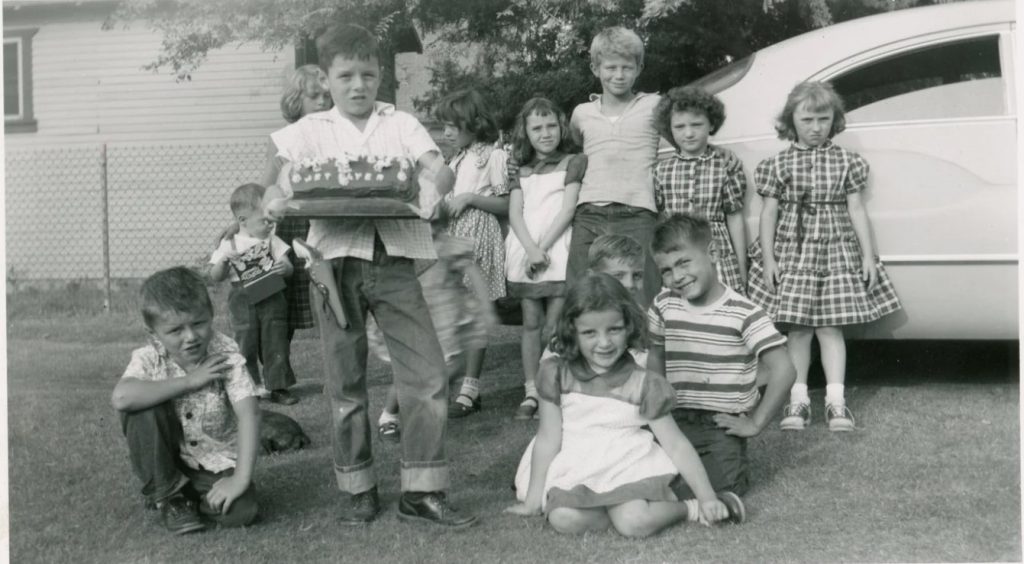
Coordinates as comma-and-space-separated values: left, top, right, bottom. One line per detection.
288, 153, 419, 218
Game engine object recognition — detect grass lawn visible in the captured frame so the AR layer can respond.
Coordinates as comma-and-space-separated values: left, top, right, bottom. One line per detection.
6, 288, 1021, 563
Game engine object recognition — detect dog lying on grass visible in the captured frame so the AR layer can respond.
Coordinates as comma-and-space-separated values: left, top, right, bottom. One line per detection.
260, 409, 310, 455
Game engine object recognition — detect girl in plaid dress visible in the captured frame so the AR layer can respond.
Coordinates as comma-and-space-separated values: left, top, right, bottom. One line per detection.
652, 86, 748, 294
275, 65, 331, 337
434, 89, 511, 418
747, 82, 901, 432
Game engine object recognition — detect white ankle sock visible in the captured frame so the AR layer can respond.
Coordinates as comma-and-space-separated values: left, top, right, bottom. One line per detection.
457, 378, 481, 406
825, 384, 845, 406
790, 383, 810, 405
524, 381, 538, 400
378, 410, 399, 425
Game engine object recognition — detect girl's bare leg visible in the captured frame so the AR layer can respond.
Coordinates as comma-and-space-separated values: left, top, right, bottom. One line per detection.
607, 499, 690, 538
541, 297, 565, 347
815, 327, 846, 385
383, 384, 399, 414
520, 299, 545, 392
547, 507, 612, 535
787, 327, 814, 387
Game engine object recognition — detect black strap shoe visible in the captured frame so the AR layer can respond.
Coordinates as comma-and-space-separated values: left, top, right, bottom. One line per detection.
340, 487, 380, 525
397, 492, 477, 529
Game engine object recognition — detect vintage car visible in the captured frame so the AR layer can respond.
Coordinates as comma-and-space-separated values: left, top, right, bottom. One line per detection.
689, 0, 1018, 339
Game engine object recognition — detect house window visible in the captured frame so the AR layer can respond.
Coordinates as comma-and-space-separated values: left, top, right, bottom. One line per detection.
832, 35, 1005, 122
4, 28, 38, 133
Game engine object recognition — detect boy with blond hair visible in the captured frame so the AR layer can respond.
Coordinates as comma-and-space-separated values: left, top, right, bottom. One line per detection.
568, 27, 740, 305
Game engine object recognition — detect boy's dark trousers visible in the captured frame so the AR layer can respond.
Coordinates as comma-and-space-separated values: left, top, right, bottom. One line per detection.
566, 203, 661, 306
119, 402, 258, 527
311, 237, 449, 495
669, 408, 750, 499
228, 287, 294, 391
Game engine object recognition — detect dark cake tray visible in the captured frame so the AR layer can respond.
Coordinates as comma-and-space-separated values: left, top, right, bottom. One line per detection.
289, 198, 420, 219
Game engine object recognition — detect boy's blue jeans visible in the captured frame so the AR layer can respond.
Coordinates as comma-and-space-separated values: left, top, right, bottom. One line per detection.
566, 203, 661, 305
312, 240, 449, 495
119, 403, 259, 527
669, 408, 749, 499
227, 288, 293, 391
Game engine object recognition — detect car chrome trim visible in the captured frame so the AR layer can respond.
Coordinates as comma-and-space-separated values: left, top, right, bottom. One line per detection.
880, 254, 1019, 264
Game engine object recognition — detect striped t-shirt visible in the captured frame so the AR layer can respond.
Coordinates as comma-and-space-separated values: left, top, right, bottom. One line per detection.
647, 286, 786, 414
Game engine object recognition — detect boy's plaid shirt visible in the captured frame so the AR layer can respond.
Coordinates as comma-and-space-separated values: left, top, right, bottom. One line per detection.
653, 146, 746, 220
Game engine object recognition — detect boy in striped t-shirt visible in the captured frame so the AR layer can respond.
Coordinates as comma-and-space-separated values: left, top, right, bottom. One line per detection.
647, 213, 795, 499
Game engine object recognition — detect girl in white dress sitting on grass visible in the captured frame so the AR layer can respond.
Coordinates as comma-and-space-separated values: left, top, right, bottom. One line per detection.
506, 272, 745, 537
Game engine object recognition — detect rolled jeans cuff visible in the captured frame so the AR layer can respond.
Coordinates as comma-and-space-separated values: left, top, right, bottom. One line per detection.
151, 474, 191, 504
334, 458, 377, 494
400, 460, 449, 493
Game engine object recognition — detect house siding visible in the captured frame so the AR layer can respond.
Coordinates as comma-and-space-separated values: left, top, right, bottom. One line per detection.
4, 3, 438, 281
4, 5, 287, 146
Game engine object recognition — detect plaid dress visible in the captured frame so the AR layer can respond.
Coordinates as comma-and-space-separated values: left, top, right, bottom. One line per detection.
746, 142, 901, 327
654, 146, 747, 293
275, 217, 315, 330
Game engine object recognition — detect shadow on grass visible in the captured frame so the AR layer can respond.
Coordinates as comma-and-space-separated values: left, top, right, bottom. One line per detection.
807, 340, 1019, 387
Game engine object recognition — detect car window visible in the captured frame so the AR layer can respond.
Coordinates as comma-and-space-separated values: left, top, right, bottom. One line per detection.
831, 35, 1004, 121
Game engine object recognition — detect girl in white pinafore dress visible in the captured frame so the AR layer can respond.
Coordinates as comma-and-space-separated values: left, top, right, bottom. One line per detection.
505, 97, 586, 421
505, 273, 742, 537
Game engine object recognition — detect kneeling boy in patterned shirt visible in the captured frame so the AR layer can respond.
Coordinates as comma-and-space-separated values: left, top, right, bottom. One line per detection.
647, 213, 795, 500
111, 266, 261, 535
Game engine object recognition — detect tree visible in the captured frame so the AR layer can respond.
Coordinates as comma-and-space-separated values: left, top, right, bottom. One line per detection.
106, 0, 416, 102
111, 0, 960, 129
411, 0, 968, 129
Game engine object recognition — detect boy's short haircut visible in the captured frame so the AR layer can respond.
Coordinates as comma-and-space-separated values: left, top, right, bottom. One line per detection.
281, 64, 327, 124
588, 234, 644, 270
141, 266, 213, 328
434, 88, 500, 144
230, 183, 265, 216
316, 24, 380, 72
775, 81, 847, 141
652, 213, 713, 254
590, 26, 645, 67
654, 86, 727, 144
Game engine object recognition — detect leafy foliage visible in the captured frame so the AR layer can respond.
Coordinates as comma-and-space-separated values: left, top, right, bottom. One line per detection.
411, 0, 956, 130
113, 0, 964, 127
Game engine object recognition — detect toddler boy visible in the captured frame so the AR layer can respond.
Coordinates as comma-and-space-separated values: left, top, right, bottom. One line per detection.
111, 266, 260, 534
210, 183, 297, 405
647, 213, 796, 498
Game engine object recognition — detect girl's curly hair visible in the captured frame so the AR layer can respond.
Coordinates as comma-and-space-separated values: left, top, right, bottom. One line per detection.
653, 86, 726, 147
434, 88, 500, 145
550, 272, 648, 361
280, 64, 329, 124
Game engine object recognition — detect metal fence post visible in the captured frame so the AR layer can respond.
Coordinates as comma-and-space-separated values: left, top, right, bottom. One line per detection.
100, 143, 111, 313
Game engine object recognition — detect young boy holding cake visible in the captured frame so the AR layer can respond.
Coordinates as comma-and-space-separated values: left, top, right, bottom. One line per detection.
262, 24, 475, 528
